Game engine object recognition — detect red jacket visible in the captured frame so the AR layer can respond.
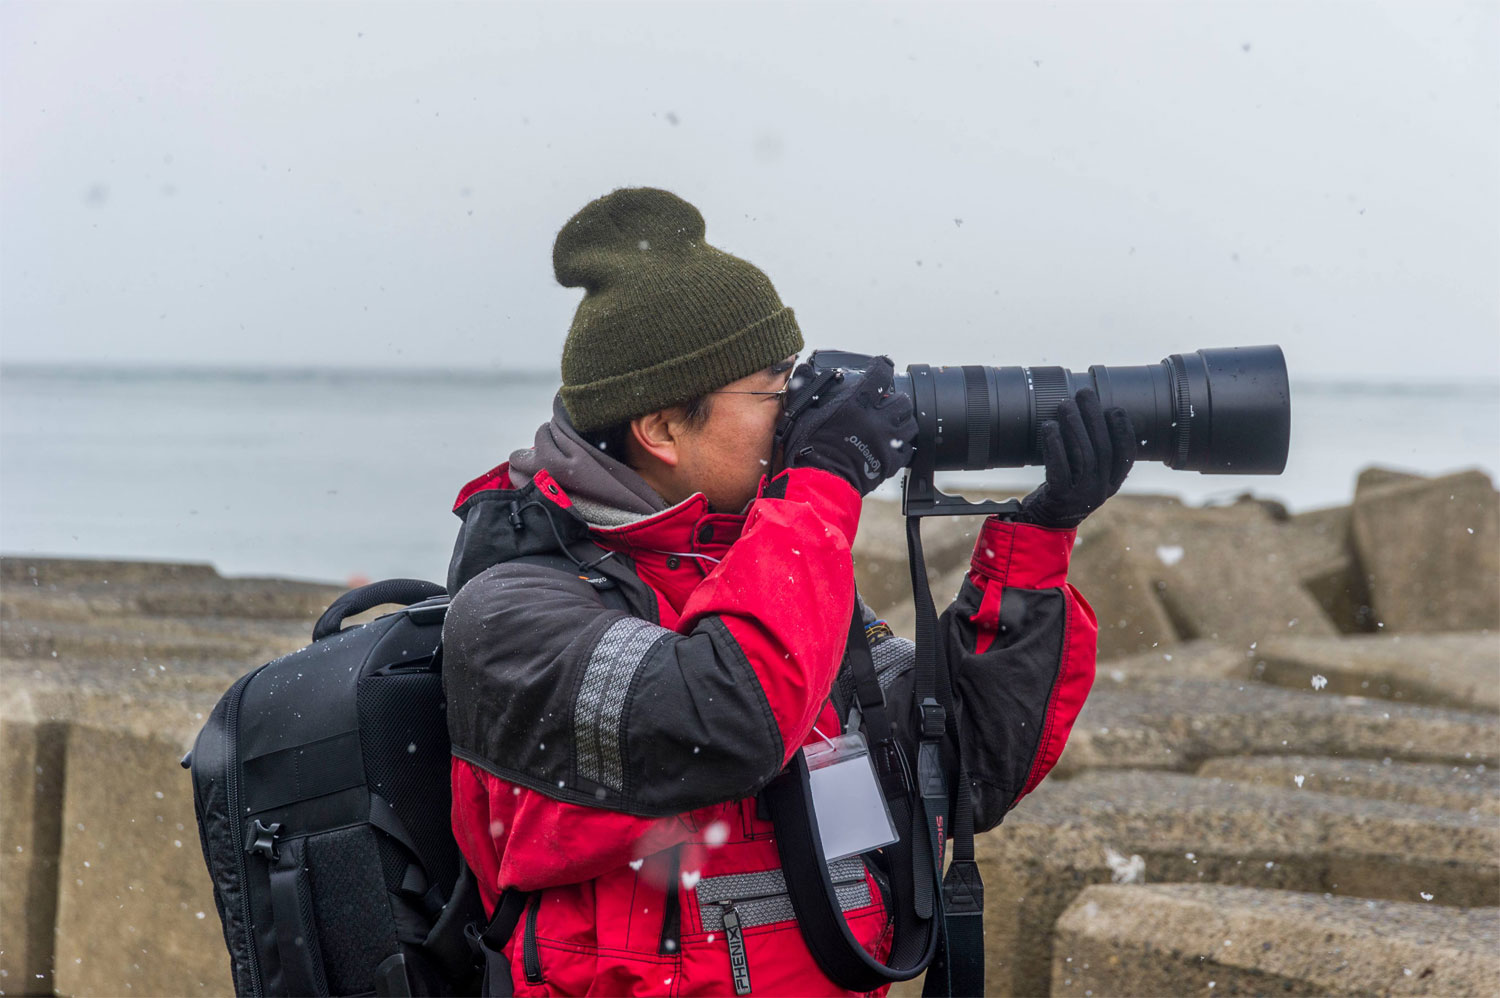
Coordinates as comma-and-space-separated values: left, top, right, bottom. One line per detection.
443, 458, 1096, 996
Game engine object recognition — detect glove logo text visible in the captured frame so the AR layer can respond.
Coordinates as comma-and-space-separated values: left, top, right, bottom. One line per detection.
845, 434, 883, 480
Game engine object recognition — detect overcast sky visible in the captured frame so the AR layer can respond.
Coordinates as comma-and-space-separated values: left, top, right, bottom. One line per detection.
2, 0, 1496, 382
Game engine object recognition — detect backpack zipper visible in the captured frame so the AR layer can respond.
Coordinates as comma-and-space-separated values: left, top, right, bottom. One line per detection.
522, 894, 544, 984
222, 669, 264, 998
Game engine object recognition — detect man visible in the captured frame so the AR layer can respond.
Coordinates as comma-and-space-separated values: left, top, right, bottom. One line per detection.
442, 187, 1134, 996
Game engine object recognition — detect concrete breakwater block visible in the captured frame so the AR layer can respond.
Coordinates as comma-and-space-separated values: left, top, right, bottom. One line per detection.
1351, 469, 1500, 633
0, 678, 233, 996
1051, 884, 1500, 997
2, 555, 345, 623
0, 688, 68, 996
1084, 499, 1341, 647
0, 556, 346, 997
1064, 521, 1179, 660
1, 558, 220, 587
1254, 632, 1500, 712
1196, 755, 1500, 816
981, 769, 1500, 997
1053, 677, 1499, 778
1284, 504, 1380, 634
1093, 640, 1248, 682
858, 468, 1500, 662
51, 710, 234, 998
1, 615, 305, 666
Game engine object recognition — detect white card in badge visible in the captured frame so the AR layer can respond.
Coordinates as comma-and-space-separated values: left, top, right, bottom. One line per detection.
802, 731, 899, 861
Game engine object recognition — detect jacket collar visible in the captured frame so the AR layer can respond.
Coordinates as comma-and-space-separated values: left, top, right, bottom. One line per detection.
446, 458, 754, 600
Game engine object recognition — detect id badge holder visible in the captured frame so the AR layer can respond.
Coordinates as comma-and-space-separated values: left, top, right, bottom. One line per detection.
802, 731, 900, 861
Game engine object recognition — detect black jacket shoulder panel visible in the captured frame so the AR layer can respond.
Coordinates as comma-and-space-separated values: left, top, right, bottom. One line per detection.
444, 553, 785, 817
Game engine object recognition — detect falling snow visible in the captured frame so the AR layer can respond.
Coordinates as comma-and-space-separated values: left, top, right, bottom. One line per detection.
1105, 847, 1145, 884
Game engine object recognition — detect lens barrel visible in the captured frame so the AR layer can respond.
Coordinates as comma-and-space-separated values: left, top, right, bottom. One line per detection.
894, 345, 1289, 474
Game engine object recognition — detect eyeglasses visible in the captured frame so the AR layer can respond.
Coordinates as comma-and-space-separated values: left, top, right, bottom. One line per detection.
707, 387, 790, 401
707, 362, 798, 408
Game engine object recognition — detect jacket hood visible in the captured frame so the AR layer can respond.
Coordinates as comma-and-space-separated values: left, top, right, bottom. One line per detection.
509, 396, 667, 527
447, 397, 675, 594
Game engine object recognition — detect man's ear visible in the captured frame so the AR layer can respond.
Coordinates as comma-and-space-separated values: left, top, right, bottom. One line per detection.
629, 409, 681, 468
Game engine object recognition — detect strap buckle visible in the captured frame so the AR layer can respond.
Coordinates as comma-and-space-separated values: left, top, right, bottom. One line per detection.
918, 697, 946, 739
246, 819, 282, 860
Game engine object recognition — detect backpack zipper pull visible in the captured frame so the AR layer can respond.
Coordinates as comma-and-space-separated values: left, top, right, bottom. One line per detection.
721, 903, 752, 995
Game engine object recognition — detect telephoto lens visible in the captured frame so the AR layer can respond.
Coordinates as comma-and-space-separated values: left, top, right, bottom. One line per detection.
812, 345, 1290, 475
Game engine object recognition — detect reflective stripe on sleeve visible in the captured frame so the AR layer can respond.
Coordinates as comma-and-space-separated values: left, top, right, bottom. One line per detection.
575, 617, 672, 790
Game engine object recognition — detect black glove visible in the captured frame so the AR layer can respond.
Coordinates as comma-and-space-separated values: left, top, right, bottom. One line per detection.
1017, 387, 1136, 528
773, 355, 917, 496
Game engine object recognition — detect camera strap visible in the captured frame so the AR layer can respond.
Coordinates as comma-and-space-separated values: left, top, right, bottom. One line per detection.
905, 515, 985, 998
766, 517, 983, 996
765, 606, 941, 991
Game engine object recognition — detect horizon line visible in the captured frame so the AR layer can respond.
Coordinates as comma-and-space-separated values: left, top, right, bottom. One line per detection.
2, 360, 1498, 392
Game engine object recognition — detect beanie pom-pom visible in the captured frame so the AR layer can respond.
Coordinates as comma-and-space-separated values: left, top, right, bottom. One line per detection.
553, 187, 708, 290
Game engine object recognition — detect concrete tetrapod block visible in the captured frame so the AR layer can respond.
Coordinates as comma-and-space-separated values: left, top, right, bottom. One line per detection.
1051, 884, 1500, 997
979, 769, 1500, 998
50, 696, 234, 998
0, 615, 304, 666
0, 689, 68, 996
0, 673, 240, 998
1, 558, 220, 587
1052, 677, 1499, 778
1282, 504, 1379, 634
0, 560, 325, 998
1092, 640, 1248, 682
1355, 467, 1428, 495
1350, 469, 1500, 633
1253, 632, 1500, 712
2, 556, 345, 624
1106, 499, 1341, 646
1196, 755, 1500, 816
1066, 522, 1180, 661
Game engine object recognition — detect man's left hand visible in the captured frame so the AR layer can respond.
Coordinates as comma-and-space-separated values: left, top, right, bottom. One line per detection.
1016, 387, 1136, 529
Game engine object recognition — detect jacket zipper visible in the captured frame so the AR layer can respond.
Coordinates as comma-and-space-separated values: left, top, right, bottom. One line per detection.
222, 670, 264, 998
658, 845, 682, 956
523, 894, 544, 984
721, 903, 752, 996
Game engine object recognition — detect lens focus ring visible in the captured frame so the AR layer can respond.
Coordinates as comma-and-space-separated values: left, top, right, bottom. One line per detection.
1027, 367, 1072, 457
962, 366, 990, 469
1168, 354, 1193, 467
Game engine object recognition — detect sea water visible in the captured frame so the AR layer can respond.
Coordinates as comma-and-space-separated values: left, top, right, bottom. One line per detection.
2, 365, 1496, 584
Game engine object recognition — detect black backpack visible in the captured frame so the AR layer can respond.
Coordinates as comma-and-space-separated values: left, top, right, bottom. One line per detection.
186, 553, 975, 996
186, 577, 484, 997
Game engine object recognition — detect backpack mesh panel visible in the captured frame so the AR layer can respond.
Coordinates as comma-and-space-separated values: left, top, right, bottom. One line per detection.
359, 670, 461, 896
305, 826, 398, 995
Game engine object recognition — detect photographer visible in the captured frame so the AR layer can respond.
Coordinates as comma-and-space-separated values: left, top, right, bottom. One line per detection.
441, 187, 1134, 996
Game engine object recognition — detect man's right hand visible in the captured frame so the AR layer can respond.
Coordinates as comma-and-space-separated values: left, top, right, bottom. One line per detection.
773, 355, 917, 496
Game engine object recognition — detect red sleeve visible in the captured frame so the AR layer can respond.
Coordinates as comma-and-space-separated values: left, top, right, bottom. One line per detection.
962, 516, 1098, 807
678, 466, 862, 765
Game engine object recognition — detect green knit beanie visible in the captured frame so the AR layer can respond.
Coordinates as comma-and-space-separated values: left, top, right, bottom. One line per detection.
555, 187, 804, 432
